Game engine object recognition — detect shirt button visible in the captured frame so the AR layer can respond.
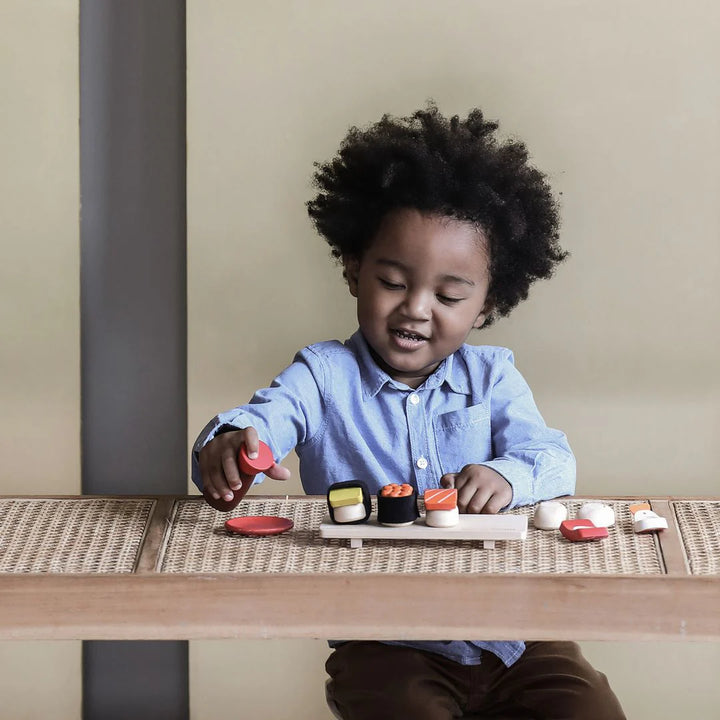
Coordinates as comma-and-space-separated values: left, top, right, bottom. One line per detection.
409, 394, 420, 405
416, 457, 428, 469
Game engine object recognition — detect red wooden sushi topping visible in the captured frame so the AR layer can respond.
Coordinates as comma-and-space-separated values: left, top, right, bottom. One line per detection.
380, 483, 413, 497
424, 488, 458, 511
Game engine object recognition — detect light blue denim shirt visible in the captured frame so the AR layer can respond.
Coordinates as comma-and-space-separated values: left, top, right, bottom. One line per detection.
192, 330, 575, 667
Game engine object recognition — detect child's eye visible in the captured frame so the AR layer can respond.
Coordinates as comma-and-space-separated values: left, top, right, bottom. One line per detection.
437, 295, 463, 305
379, 278, 404, 290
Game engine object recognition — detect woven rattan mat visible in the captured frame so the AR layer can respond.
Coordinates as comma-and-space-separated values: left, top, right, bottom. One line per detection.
159, 498, 664, 575
0, 498, 154, 573
671, 501, 720, 575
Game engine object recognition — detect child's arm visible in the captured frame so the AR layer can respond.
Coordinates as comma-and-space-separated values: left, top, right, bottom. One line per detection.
443, 347, 576, 513
191, 346, 327, 499
199, 426, 291, 503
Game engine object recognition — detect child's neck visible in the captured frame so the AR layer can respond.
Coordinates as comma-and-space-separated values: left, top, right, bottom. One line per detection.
367, 345, 438, 390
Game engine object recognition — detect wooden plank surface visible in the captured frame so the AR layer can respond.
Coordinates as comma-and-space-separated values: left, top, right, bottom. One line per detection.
0, 573, 717, 641
651, 499, 689, 576
135, 497, 176, 573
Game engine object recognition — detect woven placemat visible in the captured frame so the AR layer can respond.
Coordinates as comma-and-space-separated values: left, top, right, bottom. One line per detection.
159, 498, 664, 575
671, 501, 720, 575
0, 498, 154, 574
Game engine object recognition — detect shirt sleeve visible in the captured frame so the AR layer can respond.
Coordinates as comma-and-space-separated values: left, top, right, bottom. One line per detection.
479, 350, 576, 508
190, 348, 326, 491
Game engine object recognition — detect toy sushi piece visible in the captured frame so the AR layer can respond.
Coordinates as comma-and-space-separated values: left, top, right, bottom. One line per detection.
629, 502, 668, 533
377, 483, 419, 527
327, 481, 372, 524
533, 500, 568, 530
577, 502, 615, 528
559, 518, 608, 542
424, 488, 459, 528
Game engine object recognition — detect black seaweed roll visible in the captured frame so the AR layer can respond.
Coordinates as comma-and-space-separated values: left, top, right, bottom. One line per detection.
377, 483, 419, 526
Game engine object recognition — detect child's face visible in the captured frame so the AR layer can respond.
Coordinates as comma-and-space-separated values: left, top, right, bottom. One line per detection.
344, 208, 491, 389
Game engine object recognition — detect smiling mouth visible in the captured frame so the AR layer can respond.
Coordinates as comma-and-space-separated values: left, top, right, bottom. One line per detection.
392, 328, 428, 342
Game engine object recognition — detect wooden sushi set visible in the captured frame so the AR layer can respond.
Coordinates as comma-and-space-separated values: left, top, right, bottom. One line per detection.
320, 480, 528, 549
199, 441, 526, 546
199, 441, 660, 551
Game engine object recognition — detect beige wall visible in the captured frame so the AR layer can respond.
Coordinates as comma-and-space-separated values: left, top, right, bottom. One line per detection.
0, 1, 81, 718
188, 1, 719, 718
1, 0, 717, 718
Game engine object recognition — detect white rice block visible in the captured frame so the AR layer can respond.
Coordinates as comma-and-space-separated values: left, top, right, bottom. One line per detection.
533, 501, 568, 530
425, 506, 459, 528
577, 502, 616, 528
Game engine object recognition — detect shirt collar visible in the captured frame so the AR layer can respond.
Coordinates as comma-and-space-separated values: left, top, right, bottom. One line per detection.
348, 330, 470, 399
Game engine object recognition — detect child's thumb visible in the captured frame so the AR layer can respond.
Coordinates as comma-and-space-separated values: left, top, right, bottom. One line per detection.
266, 463, 292, 482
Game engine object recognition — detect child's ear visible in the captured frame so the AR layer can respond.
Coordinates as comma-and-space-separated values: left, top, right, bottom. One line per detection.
472, 301, 494, 329
343, 256, 360, 297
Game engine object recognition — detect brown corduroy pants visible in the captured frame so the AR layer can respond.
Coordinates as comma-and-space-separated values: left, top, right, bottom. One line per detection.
325, 641, 626, 720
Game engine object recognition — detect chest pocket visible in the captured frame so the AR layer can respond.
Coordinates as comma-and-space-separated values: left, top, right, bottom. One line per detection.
433, 403, 492, 476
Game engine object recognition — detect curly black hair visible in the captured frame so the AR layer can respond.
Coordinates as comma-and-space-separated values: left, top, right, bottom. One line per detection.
307, 103, 567, 325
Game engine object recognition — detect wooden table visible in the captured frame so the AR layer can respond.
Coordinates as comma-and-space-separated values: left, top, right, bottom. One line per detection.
0, 495, 718, 641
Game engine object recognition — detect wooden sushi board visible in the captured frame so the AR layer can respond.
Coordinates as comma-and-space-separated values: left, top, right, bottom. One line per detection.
319, 513, 528, 549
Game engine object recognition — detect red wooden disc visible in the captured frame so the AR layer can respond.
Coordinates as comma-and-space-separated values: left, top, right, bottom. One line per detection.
238, 441, 275, 475
224, 516, 294, 536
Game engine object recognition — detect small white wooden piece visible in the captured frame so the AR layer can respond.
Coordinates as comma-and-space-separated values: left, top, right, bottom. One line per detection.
577, 502, 616, 528
533, 501, 568, 530
319, 514, 527, 549
633, 509, 669, 533
425, 507, 460, 528
333, 503, 367, 524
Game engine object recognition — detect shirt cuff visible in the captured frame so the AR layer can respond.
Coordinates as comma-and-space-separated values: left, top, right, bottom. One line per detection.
478, 459, 534, 509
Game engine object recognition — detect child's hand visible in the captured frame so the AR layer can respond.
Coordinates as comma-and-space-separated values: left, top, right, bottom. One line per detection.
440, 464, 512, 514
198, 427, 291, 502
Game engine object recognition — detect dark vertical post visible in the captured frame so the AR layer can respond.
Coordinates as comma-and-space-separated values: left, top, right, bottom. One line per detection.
80, 1, 188, 718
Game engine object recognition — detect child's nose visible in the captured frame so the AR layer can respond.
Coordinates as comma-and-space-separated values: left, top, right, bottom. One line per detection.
400, 290, 432, 320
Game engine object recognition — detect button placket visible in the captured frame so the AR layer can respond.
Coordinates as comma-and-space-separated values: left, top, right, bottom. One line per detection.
406, 392, 430, 483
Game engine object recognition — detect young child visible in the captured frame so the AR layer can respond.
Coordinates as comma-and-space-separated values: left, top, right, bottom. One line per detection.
193, 105, 625, 719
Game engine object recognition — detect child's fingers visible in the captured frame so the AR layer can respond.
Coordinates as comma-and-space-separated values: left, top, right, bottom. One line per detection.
221, 448, 242, 491
265, 463, 291, 482
440, 473, 456, 488
207, 466, 234, 501
198, 454, 220, 500
216, 462, 238, 501
482, 492, 508, 515
454, 475, 474, 511
199, 431, 245, 500
242, 426, 260, 459
458, 484, 492, 514
471, 487, 498, 514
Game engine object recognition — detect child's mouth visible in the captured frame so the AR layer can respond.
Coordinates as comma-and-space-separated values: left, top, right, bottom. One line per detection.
391, 328, 427, 343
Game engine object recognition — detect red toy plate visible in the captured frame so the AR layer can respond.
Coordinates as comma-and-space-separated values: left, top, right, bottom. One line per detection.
224, 515, 294, 536
238, 441, 275, 475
